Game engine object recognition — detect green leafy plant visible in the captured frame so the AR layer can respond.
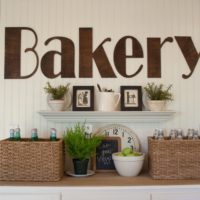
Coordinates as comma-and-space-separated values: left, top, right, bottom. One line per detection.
44, 82, 70, 100
63, 123, 103, 160
144, 82, 173, 101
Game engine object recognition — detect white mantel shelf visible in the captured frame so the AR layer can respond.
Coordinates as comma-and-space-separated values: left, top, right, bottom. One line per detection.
38, 110, 176, 123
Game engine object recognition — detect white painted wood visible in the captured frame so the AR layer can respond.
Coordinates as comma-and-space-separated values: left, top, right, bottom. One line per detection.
38, 110, 176, 123
0, 193, 61, 200
151, 191, 200, 200
62, 189, 150, 200
1, 186, 200, 200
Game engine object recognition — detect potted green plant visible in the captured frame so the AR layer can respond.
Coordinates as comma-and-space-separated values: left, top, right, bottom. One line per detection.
44, 82, 71, 111
63, 123, 103, 175
144, 82, 173, 111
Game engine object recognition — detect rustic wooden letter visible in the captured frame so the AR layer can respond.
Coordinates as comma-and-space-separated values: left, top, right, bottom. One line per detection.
41, 37, 75, 78
147, 37, 173, 78
114, 36, 143, 77
175, 36, 200, 79
79, 28, 116, 77
4, 27, 38, 79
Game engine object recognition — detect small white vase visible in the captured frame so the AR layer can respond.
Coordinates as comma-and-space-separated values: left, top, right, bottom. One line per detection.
147, 100, 166, 111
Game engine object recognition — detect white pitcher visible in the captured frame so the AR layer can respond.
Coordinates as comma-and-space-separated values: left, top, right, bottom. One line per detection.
95, 92, 121, 111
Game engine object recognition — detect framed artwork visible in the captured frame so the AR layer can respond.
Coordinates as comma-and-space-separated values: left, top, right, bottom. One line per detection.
120, 86, 142, 111
73, 86, 94, 111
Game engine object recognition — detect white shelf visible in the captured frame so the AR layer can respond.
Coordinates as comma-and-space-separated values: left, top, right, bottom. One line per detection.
38, 110, 176, 123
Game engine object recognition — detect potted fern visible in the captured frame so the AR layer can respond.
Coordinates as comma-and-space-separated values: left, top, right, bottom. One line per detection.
63, 123, 103, 175
44, 82, 71, 111
144, 82, 173, 111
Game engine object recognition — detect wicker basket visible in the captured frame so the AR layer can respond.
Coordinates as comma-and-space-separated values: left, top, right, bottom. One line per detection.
148, 137, 200, 179
0, 138, 64, 181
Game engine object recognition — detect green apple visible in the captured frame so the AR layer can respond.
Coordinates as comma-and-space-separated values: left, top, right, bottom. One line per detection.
116, 152, 124, 156
126, 152, 136, 156
122, 147, 133, 156
132, 151, 142, 156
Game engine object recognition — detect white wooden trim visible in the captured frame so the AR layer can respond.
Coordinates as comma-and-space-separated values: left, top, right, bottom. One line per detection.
38, 110, 176, 123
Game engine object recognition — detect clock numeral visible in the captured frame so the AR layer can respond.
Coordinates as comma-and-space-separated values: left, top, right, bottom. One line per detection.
128, 137, 132, 143
113, 129, 118, 135
122, 132, 125, 137
130, 145, 137, 151
104, 130, 109, 136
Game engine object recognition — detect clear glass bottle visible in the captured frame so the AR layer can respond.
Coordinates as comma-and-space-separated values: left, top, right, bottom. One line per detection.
153, 128, 159, 139
193, 130, 199, 140
50, 128, 57, 141
157, 129, 164, 140
176, 129, 183, 140
169, 129, 176, 140
31, 128, 38, 141
187, 129, 194, 140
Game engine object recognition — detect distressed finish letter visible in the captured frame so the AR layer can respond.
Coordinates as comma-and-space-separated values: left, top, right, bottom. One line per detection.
175, 36, 200, 79
79, 28, 116, 77
147, 37, 173, 78
114, 36, 143, 77
41, 37, 75, 78
4, 27, 38, 79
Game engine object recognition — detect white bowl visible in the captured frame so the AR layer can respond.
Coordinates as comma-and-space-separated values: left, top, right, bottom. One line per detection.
112, 152, 145, 177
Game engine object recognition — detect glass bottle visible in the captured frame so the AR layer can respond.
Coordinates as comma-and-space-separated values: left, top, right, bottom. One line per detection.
193, 130, 199, 140
14, 126, 21, 141
31, 128, 38, 141
157, 129, 164, 140
187, 129, 194, 140
176, 129, 183, 140
50, 128, 57, 141
169, 129, 176, 140
153, 128, 159, 139
9, 128, 15, 141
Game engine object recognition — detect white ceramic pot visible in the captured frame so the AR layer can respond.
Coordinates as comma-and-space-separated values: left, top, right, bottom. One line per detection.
147, 100, 166, 111
47, 93, 71, 111
48, 100, 65, 111
112, 152, 145, 177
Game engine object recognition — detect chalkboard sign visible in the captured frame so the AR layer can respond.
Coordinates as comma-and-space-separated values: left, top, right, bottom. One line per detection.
93, 137, 121, 172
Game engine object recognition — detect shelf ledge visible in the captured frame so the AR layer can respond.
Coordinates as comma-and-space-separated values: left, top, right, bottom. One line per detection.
38, 110, 176, 123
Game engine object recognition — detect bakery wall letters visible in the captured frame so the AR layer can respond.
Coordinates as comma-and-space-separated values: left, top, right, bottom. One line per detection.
4, 27, 200, 79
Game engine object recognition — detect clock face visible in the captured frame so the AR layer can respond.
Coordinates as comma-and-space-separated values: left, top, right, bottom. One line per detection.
95, 124, 140, 151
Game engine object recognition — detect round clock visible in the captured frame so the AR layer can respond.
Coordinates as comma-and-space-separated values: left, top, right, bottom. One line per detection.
95, 124, 140, 151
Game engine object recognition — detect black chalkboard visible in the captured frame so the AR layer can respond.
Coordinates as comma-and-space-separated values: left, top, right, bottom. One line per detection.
93, 137, 121, 172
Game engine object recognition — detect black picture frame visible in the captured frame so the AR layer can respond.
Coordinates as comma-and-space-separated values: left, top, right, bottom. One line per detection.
120, 86, 142, 111
73, 86, 94, 111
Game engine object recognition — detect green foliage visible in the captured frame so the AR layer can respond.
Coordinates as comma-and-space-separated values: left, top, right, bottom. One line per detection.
44, 82, 70, 100
63, 123, 103, 160
144, 82, 173, 101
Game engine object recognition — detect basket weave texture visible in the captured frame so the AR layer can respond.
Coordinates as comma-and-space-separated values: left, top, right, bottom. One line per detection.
148, 137, 200, 179
0, 138, 64, 181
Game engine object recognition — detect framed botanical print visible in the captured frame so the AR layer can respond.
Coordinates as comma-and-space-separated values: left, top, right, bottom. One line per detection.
120, 86, 142, 111
72, 86, 94, 111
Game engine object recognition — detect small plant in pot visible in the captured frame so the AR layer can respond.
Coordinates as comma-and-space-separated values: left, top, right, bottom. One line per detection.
144, 82, 173, 111
44, 82, 70, 111
63, 123, 103, 175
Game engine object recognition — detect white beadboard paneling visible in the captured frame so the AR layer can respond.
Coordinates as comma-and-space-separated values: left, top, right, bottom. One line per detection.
0, 0, 199, 141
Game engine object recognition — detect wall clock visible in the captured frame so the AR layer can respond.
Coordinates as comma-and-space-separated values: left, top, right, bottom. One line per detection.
95, 124, 140, 151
